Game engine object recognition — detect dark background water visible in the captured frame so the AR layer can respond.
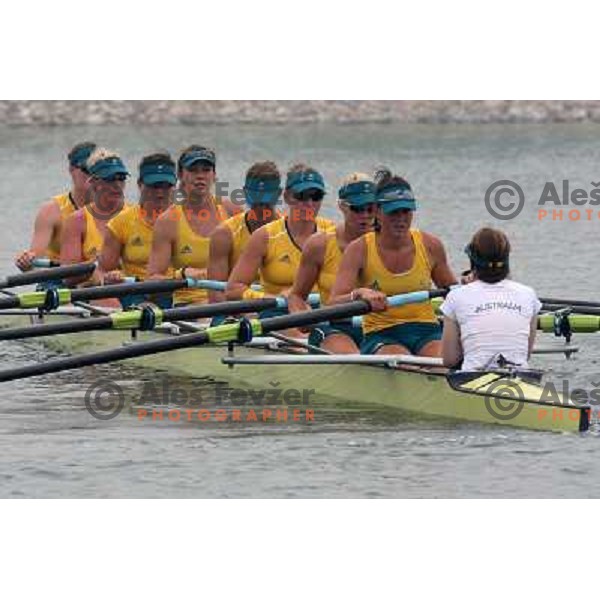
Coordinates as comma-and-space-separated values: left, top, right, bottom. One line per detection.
0, 122, 599, 497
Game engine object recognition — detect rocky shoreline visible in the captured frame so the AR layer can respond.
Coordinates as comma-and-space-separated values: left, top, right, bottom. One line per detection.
2, 101, 600, 125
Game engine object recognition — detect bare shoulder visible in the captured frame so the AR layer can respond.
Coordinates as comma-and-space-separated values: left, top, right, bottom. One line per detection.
420, 230, 446, 253
303, 231, 328, 262
154, 207, 178, 236
210, 222, 233, 245
36, 198, 61, 221
345, 235, 367, 256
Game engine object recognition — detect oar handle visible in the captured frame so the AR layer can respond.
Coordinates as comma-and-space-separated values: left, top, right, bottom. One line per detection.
31, 258, 60, 268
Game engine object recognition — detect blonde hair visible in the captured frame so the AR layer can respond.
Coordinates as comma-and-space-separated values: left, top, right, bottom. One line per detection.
339, 172, 373, 188
86, 148, 120, 169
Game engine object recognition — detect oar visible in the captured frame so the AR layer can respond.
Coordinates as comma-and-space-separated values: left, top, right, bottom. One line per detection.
0, 262, 96, 290
0, 296, 313, 341
0, 289, 447, 382
541, 303, 600, 316
539, 296, 600, 309
0, 278, 280, 311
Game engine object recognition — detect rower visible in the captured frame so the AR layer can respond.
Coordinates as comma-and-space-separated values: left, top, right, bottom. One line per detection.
98, 153, 176, 308
147, 145, 239, 305
440, 227, 542, 371
207, 161, 282, 304
60, 148, 129, 287
226, 164, 336, 319
15, 141, 96, 272
330, 169, 457, 357
287, 172, 377, 353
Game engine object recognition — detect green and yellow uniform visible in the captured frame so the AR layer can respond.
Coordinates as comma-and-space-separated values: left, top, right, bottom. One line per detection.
359, 229, 441, 355
46, 192, 77, 261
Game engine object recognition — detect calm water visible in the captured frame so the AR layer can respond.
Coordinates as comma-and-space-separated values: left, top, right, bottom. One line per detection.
0, 122, 599, 498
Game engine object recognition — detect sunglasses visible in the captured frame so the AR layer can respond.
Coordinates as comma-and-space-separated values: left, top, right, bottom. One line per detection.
293, 189, 324, 202
100, 173, 128, 183
146, 181, 174, 190
344, 202, 376, 214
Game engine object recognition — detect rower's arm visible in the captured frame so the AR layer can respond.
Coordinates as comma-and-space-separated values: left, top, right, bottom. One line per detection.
147, 212, 176, 279
29, 201, 61, 256
98, 229, 123, 274
207, 225, 233, 303
226, 228, 268, 300
288, 233, 325, 311
423, 232, 458, 288
441, 316, 463, 368
60, 211, 90, 286
15, 201, 61, 271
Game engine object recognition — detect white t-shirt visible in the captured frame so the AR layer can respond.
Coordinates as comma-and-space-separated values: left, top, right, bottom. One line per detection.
440, 280, 542, 371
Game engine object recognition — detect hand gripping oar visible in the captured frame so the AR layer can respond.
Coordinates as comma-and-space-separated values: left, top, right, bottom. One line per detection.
0, 289, 447, 382
0, 262, 96, 290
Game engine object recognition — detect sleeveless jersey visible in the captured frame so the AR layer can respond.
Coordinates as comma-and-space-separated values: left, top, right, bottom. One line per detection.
360, 229, 437, 333
261, 216, 336, 296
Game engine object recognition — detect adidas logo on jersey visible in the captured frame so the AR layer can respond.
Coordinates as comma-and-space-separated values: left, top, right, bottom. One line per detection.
180, 245, 193, 255
278, 254, 291, 264
131, 236, 144, 247
371, 279, 381, 291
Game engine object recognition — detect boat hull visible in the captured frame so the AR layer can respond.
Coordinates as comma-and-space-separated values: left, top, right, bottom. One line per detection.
0, 313, 588, 433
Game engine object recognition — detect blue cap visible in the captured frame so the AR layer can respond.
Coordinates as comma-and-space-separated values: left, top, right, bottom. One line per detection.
286, 169, 326, 194
376, 183, 416, 213
339, 180, 376, 206
69, 143, 96, 169
244, 176, 281, 206
88, 156, 129, 180
140, 161, 177, 186
180, 149, 216, 170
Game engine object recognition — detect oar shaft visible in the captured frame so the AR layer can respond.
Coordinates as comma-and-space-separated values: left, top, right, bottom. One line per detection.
542, 303, 600, 316
0, 262, 96, 289
0, 330, 211, 383
540, 297, 600, 309
0, 298, 281, 341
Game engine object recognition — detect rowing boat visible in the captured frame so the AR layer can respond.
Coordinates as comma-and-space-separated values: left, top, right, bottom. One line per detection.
0, 305, 590, 433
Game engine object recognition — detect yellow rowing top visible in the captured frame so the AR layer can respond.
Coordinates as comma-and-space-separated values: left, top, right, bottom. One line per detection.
46, 192, 77, 260
107, 205, 154, 280
317, 233, 343, 304
82, 206, 104, 262
172, 198, 228, 304
222, 211, 252, 268
360, 229, 437, 333
261, 216, 335, 296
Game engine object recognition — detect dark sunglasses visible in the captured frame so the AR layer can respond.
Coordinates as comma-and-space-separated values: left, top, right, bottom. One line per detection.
101, 173, 128, 183
146, 181, 174, 190
345, 202, 376, 214
293, 189, 324, 202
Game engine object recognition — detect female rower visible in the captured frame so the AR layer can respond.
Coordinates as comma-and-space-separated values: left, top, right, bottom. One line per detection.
330, 169, 457, 357
147, 145, 239, 305
226, 164, 336, 318
60, 148, 129, 286
15, 141, 96, 272
440, 228, 541, 371
287, 172, 377, 353
98, 153, 176, 307
207, 161, 282, 304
